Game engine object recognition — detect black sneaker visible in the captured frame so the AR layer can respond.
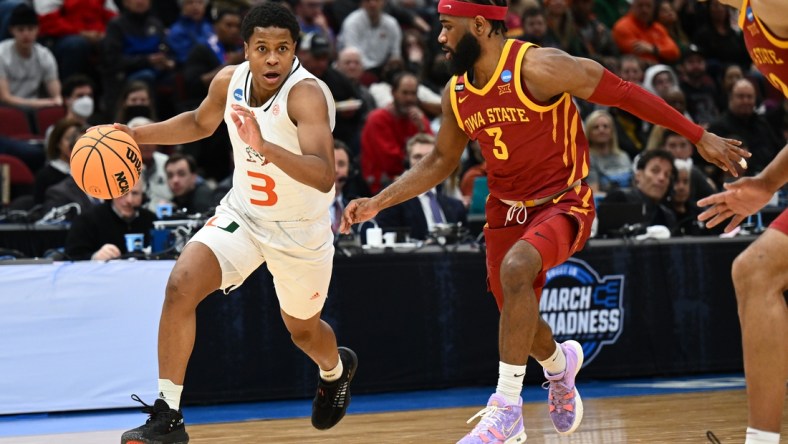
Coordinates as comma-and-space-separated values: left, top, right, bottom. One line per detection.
121, 394, 189, 444
311, 346, 358, 430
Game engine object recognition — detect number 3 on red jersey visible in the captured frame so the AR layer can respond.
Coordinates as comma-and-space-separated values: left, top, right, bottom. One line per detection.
247, 171, 278, 206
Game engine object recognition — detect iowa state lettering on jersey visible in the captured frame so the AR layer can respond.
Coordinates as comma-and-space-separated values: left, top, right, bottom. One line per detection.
750, 47, 785, 65
463, 106, 530, 133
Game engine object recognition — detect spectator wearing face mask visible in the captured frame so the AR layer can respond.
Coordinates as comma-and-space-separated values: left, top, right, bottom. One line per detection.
43, 74, 95, 146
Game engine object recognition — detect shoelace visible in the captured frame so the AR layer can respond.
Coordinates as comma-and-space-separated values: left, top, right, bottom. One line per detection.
542, 380, 572, 412
130, 394, 158, 423
505, 202, 528, 226
466, 404, 509, 435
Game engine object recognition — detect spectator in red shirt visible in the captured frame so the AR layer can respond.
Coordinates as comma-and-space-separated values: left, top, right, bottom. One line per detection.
360, 71, 431, 194
612, 0, 680, 64
34, 0, 117, 81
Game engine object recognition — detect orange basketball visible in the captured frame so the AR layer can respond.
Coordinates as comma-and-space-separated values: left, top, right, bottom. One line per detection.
70, 126, 142, 199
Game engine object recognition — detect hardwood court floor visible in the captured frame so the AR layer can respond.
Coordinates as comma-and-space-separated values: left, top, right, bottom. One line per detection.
3, 389, 786, 443
186, 389, 785, 443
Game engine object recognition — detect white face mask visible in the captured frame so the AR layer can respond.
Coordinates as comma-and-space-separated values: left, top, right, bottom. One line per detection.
72, 96, 94, 118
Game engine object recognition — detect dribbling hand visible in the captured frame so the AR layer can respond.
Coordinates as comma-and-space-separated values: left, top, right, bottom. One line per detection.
340, 198, 379, 234
231, 104, 265, 153
695, 132, 750, 177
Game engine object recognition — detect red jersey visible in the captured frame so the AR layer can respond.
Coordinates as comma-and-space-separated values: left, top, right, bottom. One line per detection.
739, 0, 788, 98
449, 40, 591, 202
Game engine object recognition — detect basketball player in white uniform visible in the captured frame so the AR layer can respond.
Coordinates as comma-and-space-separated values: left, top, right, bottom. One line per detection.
112, 4, 358, 443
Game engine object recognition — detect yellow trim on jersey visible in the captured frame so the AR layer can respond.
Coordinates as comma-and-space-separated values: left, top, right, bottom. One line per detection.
740, 0, 788, 49
464, 39, 516, 96
449, 76, 465, 132
514, 42, 569, 112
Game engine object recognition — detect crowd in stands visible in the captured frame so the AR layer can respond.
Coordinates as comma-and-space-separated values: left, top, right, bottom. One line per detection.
0, 0, 786, 258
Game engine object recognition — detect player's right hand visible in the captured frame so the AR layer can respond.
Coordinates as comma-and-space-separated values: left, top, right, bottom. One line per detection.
341, 198, 379, 234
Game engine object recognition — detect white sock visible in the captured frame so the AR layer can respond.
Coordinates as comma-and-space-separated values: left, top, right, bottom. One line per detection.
158, 378, 183, 411
538, 342, 566, 376
744, 427, 780, 444
495, 361, 525, 405
320, 354, 343, 382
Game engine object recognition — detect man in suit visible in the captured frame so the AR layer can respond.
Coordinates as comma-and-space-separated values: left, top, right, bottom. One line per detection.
375, 133, 466, 240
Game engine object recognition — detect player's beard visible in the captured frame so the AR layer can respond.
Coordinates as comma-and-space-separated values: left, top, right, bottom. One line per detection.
446, 31, 482, 76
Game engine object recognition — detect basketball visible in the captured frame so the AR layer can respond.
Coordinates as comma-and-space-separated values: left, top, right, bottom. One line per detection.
70, 126, 142, 199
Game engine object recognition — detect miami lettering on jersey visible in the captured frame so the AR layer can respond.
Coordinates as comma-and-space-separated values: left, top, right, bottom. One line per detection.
739, 0, 788, 97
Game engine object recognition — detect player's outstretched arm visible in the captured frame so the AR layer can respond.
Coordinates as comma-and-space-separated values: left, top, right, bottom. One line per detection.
521, 47, 750, 175
698, 145, 788, 232
340, 85, 468, 233
231, 79, 335, 193
113, 65, 234, 146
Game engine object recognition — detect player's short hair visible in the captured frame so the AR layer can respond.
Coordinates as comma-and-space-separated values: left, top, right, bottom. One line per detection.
241, 2, 300, 43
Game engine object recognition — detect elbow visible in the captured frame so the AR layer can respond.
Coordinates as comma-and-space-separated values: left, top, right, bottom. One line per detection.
316, 171, 335, 193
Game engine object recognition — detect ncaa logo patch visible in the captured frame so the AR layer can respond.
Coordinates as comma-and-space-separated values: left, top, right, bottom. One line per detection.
500, 69, 512, 83
746, 6, 753, 22
540, 258, 624, 366
233, 88, 244, 101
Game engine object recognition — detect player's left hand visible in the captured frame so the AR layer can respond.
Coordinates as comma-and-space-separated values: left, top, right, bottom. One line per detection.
231, 104, 265, 153
695, 131, 750, 177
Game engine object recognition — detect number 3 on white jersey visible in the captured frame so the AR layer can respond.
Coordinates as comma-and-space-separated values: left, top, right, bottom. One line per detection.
247, 170, 278, 206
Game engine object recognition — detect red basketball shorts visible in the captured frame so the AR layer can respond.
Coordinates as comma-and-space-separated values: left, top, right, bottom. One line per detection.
483, 183, 596, 311
770, 208, 788, 235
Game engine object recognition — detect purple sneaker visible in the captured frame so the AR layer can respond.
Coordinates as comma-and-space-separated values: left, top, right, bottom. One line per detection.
543, 340, 584, 435
457, 393, 527, 444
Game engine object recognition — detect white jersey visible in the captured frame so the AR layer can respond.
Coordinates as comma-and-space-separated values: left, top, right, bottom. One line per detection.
221, 59, 336, 222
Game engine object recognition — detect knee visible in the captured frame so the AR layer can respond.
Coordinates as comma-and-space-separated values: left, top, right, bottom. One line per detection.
164, 271, 199, 311
286, 320, 316, 345
500, 247, 540, 296
731, 245, 769, 302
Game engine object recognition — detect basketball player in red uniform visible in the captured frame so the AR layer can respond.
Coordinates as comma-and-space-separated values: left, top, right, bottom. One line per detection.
342, 0, 748, 441
698, 1, 788, 443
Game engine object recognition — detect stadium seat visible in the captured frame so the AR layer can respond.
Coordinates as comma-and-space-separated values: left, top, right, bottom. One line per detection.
0, 106, 36, 139
35, 106, 66, 136
0, 153, 35, 201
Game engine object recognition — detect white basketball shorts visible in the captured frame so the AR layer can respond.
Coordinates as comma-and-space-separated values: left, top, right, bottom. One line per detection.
188, 203, 334, 320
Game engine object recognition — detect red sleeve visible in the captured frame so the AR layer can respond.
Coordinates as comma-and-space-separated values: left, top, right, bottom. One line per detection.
588, 69, 704, 144
38, 11, 80, 37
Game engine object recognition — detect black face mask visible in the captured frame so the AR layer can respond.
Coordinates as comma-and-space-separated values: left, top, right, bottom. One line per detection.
445, 31, 482, 77
123, 105, 152, 122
